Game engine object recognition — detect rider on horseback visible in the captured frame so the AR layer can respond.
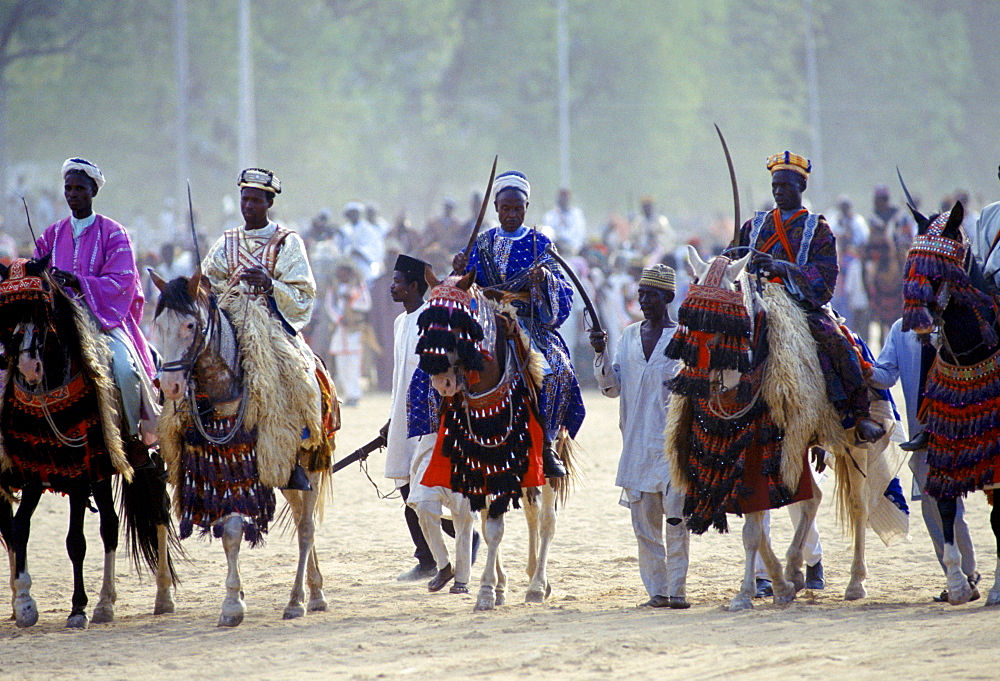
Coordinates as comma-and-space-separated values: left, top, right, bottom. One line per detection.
451, 170, 585, 478
201, 168, 335, 489
739, 152, 885, 443
36, 158, 159, 465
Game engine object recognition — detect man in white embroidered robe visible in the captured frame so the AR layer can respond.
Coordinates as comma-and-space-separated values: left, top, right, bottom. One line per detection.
590, 264, 690, 608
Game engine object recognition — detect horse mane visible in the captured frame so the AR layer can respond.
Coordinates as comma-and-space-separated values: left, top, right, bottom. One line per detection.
154, 276, 200, 318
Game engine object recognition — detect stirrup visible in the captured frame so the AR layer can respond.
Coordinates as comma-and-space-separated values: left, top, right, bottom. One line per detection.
281, 463, 313, 491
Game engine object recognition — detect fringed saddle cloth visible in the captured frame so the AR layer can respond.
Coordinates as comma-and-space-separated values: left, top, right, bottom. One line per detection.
922, 349, 1000, 499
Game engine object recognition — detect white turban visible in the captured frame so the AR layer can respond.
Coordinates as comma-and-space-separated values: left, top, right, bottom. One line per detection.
493, 171, 530, 202
343, 201, 365, 215
61, 157, 106, 190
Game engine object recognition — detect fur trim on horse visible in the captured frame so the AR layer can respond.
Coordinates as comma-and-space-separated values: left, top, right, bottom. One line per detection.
759, 281, 848, 486
217, 287, 324, 488
67, 294, 131, 481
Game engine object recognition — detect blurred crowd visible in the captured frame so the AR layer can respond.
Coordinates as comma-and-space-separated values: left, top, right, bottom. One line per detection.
0, 181, 982, 405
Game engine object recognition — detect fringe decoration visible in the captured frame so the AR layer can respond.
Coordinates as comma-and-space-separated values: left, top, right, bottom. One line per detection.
922, 350, 1000, 499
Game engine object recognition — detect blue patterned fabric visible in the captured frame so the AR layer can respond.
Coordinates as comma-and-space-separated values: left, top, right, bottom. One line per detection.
406, 367, 440, 438
466, 226, 586, 438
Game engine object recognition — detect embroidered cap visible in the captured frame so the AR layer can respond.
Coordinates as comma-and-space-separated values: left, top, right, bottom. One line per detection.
638, 264, 675, 292
766, 151, 812, 178
238, 167, 281, 194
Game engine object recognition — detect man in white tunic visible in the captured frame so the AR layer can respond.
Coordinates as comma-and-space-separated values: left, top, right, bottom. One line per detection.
590, 264, 690, 608
385, 255, 476, 590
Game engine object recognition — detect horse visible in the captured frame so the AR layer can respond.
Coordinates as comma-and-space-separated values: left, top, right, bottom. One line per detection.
0, 255, 175, 628
664, 246, 905, 611
900, 201, 1000, 606
151, 271, 337, 626
414, 270, 577, 612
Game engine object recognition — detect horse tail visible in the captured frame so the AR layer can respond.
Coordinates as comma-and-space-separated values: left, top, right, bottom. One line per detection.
119, 453, 181, 585
549, 428, 582, 509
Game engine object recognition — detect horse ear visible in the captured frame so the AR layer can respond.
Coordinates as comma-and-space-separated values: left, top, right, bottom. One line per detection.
911, 206, 929, 234
0, 262, 7, 280
425, 265, 440, 290
943, 201, 965, 240
686, 244, 709, 281
726, 252, 751, 281
148, 268, 168, 292
187, 271, 207, 301
457, 269, 475, 291
37, 252, 52, 271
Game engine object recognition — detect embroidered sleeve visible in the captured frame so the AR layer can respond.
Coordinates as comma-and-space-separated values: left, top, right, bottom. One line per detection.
782, 215, 837, 307
76, 222, 143, 332
270, 232, 317, 332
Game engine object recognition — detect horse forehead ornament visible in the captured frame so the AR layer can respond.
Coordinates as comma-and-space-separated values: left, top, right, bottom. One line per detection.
0, 257, 52, 304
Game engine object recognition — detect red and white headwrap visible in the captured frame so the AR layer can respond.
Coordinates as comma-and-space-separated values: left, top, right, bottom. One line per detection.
61, 157, 106, 190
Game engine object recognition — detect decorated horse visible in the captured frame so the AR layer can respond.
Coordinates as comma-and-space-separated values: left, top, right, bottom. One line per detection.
664, 245, 906, 610
0, 255, 175, 628
901, 200, 1000, 606
414, 270, 577, 611
152, 270, 339, 626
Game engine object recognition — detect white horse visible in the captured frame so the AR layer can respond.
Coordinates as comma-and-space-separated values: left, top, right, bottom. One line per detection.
152, 272, 332, 626
665, 247, 906, 611
414, 271, 575, 611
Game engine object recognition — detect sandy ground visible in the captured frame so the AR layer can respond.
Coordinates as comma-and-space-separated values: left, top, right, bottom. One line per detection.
2, 388, 999, 680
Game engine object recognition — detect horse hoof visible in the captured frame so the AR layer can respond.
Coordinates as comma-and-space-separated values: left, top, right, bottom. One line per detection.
91, 604, 115, 624
495, 589, 506, 607
524, 589, 545, 604
14, 597, 39, 629
154, 597, 176, 615
308, 596, 328, 612
474, 588, 496, 612
948, 582, 973, 606
985, 590, 1000, 607
283, 604, 305, 620
844, 584, 867, 601
787, 570, 806, 593
728, 595, 753, 612
219, 599, 247, 627
66, 612, 89, 629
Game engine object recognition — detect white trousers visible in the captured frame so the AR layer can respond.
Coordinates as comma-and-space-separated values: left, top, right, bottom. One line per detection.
407, 435, 476, 584
626, 490, 690, 598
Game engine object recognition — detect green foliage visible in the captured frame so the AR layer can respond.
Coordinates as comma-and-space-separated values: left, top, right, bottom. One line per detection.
2, 0, 998, 242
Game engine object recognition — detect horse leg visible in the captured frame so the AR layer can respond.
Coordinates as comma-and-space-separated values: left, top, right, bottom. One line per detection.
1, 497, 13, 620
784, 495, 820, 593
938, 497, 973, 605
90, 478, 119, 624
306, 545, 327, 612
758, 513, 795, 605
475, 511, 505, 612
525, 485, 556, 603
65, 488, 90, 629
10, 485, 42, 628
218, 514, 247, 626
730, 512, 763, 611
282, 478, 318, 620
495, 540, 507, 607
986, 502, 1000, 606
153, 524, 176, 614
844, 459, 868, 601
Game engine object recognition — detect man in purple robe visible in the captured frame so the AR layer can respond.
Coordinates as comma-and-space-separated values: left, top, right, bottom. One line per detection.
739, 151, 884, 443
35, 158, 158, 458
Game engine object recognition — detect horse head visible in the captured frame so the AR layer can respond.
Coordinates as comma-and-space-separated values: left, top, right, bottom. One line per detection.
151, 270, 212, 401
415, 269, 485, 397
901, 201, 1000, 352
0, 254, 62, 388
666, 247, 753, 393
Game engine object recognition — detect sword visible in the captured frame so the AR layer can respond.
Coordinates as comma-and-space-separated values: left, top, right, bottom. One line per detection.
545, 243, 603, 334
331, 433, 387, 474
715, 124, 741, 247
187, 180, 202, 266
458, 155, 498, 272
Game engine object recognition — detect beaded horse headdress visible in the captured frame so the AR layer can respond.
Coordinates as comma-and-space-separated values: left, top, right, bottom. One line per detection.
415, 274, 486, 376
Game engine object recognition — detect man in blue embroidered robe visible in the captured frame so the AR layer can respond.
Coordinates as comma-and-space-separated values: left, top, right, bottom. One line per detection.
739, 152, 884, 442
452, 170, 585, 477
